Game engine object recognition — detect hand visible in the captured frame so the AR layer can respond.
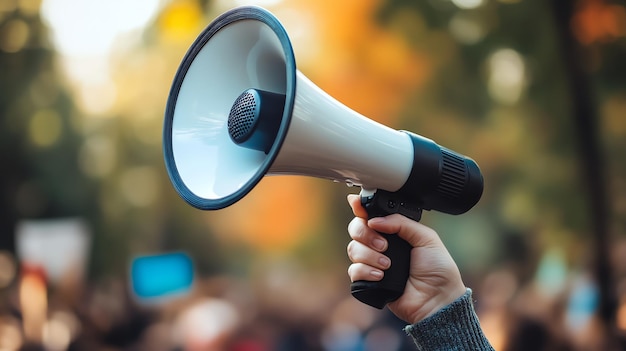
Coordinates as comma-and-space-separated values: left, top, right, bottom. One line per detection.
346, 194, 466, 324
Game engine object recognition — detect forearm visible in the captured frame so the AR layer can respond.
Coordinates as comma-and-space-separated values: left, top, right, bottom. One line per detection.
404, 288, 494, 351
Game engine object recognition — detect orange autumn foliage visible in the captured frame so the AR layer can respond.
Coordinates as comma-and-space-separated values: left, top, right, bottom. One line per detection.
205, 177, 326, 253
274, 0, 432, 125
572, 0, 626, 45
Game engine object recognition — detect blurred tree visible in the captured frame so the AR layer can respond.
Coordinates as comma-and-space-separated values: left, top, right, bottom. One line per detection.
0, 2, 96, 254
551, 0, 615, 338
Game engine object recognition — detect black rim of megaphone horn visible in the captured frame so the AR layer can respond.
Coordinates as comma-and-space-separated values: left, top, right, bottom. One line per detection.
162, 6, 297, 210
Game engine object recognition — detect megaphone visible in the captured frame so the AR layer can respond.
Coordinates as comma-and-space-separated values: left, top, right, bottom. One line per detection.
163, 6, 483, 309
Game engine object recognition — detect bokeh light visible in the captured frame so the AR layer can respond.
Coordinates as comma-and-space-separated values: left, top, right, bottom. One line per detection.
28, 108, 62, 147
0, 316, 23, 350
118, 166, 161, 208
78, 134, 117, 178
0, 251, 17, 289
0, 18, 29, 53
487, 48, 527, 104
451, 0, 485, 10
449, 13, 487, 45
41, 0, 162, 57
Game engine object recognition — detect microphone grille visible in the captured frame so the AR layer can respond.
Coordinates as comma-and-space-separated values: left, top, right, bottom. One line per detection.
228, 91, 257, 143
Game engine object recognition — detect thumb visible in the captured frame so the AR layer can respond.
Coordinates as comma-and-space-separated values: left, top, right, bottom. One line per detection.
347, 194, 368, 219
367, 214, 441, 249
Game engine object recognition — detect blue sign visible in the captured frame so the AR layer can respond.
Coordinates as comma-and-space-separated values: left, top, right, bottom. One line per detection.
130, 252, 194, 301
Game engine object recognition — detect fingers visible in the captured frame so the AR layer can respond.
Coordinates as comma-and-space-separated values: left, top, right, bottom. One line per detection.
347, 263, 384, 282
346, 240, 390, 282
347, 194, 440, 250
348, 217, 387, 252
347, 240, 391, 271
346, 217, 391, 282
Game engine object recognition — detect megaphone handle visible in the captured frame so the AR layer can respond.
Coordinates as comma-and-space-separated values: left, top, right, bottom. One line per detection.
350, 189, 422, 309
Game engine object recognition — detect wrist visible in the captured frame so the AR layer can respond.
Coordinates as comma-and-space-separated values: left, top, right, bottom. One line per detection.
409, 284, 467, 324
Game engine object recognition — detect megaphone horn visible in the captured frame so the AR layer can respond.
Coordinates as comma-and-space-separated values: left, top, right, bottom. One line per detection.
163, 6, 483, 309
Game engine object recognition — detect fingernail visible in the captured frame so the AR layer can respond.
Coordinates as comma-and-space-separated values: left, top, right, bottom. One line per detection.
372, 238, 386, 251
369, 217, 385, 225
370, 270, 383, 278
378, 256, 391, 268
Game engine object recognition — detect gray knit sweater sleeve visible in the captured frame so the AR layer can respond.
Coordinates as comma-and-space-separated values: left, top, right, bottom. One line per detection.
403, 289, 494, 351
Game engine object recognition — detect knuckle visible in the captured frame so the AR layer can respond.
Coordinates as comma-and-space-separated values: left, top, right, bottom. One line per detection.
347, 263, 365, 282
347, 241, 364, 263
346, 241, 355, 259
347, 264, 355, 279
347, 242, 364, 263
348, 218, 367, 242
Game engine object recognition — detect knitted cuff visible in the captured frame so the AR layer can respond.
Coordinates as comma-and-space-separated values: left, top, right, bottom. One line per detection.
403, 288, 494, 351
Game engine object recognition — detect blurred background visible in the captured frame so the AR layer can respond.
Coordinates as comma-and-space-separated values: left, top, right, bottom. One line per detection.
1, 0, 626, 349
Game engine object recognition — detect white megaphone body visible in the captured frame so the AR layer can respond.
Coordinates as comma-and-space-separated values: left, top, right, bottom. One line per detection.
163, 6, 483, 309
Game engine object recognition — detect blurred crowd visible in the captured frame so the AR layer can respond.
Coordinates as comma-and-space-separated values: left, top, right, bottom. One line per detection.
1, 243, 626, 351
0, 255, 413, 351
